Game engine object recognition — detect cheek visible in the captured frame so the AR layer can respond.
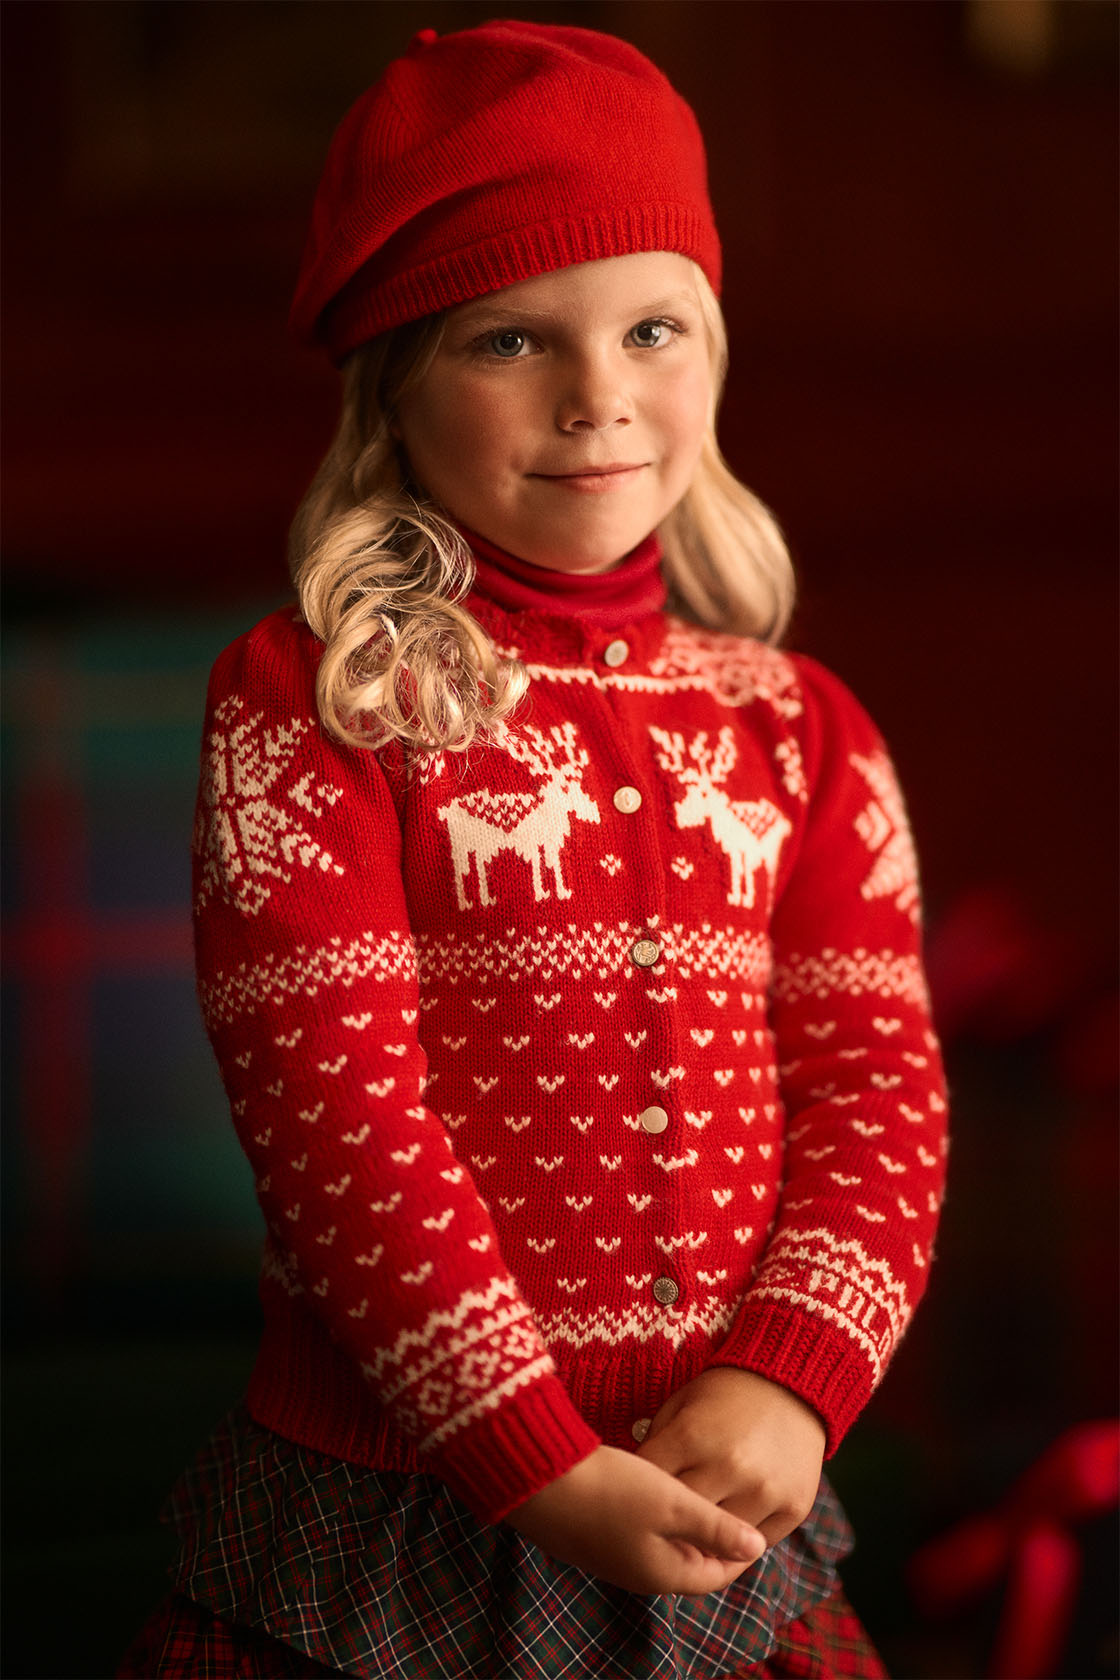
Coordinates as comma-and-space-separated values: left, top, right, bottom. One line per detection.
664, 367, 712, 467
403, 385, 514, 490
400, 398, 459, 480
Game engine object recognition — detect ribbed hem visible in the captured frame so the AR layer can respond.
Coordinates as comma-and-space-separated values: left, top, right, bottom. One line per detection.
245, 1302, 599, 1524
426, 1373, 601, 1524
707, 1301, 874, 1456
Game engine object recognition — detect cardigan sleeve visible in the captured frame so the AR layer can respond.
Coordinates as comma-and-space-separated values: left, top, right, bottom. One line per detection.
710, 655, 948, 1451
191, 610, 599, 1522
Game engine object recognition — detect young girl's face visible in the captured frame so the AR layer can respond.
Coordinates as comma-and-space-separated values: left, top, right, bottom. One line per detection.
394, 252, 713, 574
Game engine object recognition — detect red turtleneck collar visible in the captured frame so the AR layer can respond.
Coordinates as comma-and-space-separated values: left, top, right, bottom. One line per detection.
464, 528, 666, 629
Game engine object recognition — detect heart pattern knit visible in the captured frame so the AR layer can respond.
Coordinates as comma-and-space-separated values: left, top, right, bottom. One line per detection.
191, 580, 947, 1527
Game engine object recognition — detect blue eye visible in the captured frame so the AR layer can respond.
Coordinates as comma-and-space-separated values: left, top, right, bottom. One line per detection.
489, 330, 526, 357
631, 320, 667, 348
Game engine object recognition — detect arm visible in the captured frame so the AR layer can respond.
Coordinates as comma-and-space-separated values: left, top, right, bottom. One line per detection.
193, 610, 599, 1523
642, 657, 947, 1533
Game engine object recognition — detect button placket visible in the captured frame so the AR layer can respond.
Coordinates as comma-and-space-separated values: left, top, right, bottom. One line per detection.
597, 641, 681, 1346
599, 640, 651, 829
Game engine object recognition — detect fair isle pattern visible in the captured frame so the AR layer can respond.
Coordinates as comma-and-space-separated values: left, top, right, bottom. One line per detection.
437, 722, 600, 910
416, 923, 772, 990
849, 750, 921, 922
771, 949, 929, 1007
360, 1279, 555, 1453
775, 738, 808, 802
647, 623, 805, 716
199, 931, 417, 1029
534, 1293, 742, 1352
745, 1227, 912, 1384
191, 602, 947, 1524
195, 694, 345, 917
486, 619, 805, 713
651, 727, 792, 909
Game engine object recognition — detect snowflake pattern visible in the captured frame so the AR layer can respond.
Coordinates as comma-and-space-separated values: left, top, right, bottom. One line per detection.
195, 695, 345, 917
849, 750, 919, 921
409, 746, 452, 787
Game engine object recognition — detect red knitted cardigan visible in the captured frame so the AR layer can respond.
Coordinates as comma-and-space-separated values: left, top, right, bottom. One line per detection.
192, 537, 947, 1527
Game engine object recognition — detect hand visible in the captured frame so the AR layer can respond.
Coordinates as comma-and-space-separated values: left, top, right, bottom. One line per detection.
635, 1366, 826, 1548
504, 1443, 765, 1595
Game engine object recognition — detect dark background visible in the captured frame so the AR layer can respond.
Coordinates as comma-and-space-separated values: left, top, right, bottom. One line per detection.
3, 3, 1116, 1677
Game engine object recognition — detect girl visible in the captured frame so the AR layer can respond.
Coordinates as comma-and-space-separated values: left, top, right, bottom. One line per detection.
122, 20, 947, 1679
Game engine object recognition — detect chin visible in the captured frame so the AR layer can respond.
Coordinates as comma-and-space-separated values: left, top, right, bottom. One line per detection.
530, 548, 626, 575
533, 524, 651, 575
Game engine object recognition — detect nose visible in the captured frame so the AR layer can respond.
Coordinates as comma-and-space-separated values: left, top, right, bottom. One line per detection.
555, 351, 632, 432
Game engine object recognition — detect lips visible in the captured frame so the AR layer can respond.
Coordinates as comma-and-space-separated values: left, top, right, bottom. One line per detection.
533, 464, 642, 477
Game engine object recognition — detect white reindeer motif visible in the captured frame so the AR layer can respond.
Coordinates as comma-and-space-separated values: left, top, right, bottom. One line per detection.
438, 723, 600, 910
650, 726, 791, 907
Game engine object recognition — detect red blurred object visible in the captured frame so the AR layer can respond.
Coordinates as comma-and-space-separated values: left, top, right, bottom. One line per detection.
908, 1420, 1120, 1679
923, 885, 1086, 1043
990, 1522, 1081, 1680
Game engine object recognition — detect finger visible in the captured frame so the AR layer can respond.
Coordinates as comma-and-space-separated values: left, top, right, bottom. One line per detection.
634, 1408, 707, 1477
634, 1428, 691, 1476
663, 1461, 738, 1510
658, 1545, 754, 1598
755, 1509, 803, 1548
719, 1492, 803, 1549
665, 1487, 765, 1567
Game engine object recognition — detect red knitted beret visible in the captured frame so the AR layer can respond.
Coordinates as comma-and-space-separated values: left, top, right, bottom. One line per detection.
290, 19, 721, 364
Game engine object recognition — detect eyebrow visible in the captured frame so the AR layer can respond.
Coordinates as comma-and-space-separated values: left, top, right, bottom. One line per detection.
451, 291, 699, 329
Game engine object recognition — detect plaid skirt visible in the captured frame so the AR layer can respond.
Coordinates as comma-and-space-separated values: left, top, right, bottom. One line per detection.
119, 1406, 883, 1680
119, 1589, 887, 1679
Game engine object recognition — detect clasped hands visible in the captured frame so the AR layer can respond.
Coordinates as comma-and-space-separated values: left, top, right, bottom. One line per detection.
505, 1366, 826, 1597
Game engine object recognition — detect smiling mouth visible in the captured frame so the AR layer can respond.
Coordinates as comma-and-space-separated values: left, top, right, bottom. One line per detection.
529, 464, 646, 488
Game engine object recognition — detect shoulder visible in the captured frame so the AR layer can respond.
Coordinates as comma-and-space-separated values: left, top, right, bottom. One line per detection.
207, 606, 323, 712
782, 651, 883, 741
200, 607, 408, 795
653, 618, 802, 712
201, 608, 340, 777
655, 619, 878, 738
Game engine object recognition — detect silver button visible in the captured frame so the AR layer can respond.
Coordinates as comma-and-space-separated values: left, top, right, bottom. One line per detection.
603, 639, 629, 668
630, 937, 661, 968
639, 1105, 669, 1134
652, 1276, 679, 1306
613, 786, 642, 814
631, 1416, 652, 1443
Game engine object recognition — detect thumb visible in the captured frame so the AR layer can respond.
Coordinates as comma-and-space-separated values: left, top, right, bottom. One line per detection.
668, 1483, 765, 1563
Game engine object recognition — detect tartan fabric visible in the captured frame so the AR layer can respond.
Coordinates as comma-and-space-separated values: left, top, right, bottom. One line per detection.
149, 1405, 854, 1679
118, 1587, 887, 1680
747, 1591, 889, 1679
118, 1596, 339, 1678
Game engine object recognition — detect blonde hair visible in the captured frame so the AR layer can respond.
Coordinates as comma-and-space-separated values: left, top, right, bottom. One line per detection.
291, 268, 794, 755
